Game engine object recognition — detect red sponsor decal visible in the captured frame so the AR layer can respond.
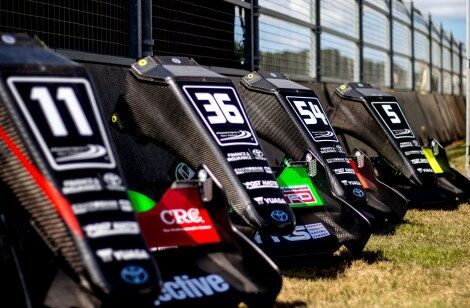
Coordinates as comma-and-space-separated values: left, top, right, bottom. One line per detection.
282, 185, 316, 204
137, 187, 220, 249
348, 159, 370, 189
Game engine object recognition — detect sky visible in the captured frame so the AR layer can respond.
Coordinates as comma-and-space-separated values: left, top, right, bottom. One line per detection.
412, 0, 466, 44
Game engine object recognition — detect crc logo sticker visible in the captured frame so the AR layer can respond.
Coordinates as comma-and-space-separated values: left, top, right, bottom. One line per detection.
281, 185, 317, 205
154, 274, 230, 306
182, 85, 258, 146
120, 265, 149, 285
6, 77, 116, 170
136, 187, 220, 248
270, 210, 289, 222
160, 208, 205, 225
285, 96, 338, 142
371, 102, 415, 139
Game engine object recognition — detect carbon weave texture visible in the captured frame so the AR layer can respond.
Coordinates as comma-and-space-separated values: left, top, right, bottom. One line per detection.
329, 95, 410, 178
236, 84, 309, 161
0, 85, 82, 272
123, 72, 256, 225
314, 212, 354, 242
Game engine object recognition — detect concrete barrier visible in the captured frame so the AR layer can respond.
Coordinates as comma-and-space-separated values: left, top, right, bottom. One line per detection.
444, 94, 466, 138
416, 93, 452, 144
433, 93, 460, 142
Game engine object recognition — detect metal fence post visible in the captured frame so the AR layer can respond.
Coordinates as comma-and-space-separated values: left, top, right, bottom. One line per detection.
450, 33, 454, 95
129, 0, 142, 59
440, 25, 444, 93
316, 0, 322, 83
252, 0, 260, 71
142, 0, 153, 56
428, 14, 433, 92
389, 0, 394, 89
358, 0, 364, 82
410, 1, 415, 90
459, 42, 464, 96
245, 2, 253, 70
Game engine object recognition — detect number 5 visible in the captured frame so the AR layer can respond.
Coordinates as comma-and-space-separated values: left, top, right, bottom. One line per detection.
382, 105, 401, 124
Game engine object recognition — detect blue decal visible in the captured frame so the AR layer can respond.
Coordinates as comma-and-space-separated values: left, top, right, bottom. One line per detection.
121, 265, 149, 285
271, 210, 289, 222
352, 188, 365, 198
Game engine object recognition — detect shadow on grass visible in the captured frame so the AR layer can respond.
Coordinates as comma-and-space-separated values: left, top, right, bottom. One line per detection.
274, 300, 308, 307
278, 249, 387, 280
373, 218, 412, 235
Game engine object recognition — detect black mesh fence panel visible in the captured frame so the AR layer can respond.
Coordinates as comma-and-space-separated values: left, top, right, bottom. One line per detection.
0, 0, 129, 57
152, 0, 247, 69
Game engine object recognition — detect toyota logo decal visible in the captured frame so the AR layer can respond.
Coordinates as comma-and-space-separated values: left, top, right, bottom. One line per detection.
270, 210, 289, 222
120, 265, 149, 285
352, 188, 365, 198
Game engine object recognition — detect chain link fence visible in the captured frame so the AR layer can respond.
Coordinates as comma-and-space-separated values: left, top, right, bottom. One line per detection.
0, 0, 465, 95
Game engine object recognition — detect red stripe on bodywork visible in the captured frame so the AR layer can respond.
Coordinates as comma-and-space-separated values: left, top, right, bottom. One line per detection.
349, 159, 370, 190
0, 126, 83, 237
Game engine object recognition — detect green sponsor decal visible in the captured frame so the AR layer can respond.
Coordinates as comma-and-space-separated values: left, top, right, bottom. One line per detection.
128, 190, 156, 213
277, 166, 324, 208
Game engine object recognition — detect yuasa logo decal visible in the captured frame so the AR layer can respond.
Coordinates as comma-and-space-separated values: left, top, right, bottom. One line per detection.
7, 77, 116, 170
182, 85, 258, 146
154, 274, 230, 306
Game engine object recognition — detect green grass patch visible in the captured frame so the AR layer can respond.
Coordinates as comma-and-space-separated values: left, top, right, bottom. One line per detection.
275, 144, 470, 307
276, 206, 470, 307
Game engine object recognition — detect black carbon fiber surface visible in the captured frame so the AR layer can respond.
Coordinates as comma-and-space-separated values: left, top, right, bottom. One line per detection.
0, 80, 82, 271
119, 57, 295, 234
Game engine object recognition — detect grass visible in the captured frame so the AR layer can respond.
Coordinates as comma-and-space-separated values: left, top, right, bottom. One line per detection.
275, 143, 470, 307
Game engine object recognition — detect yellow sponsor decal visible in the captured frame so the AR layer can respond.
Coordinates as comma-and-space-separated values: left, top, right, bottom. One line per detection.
422, 148, 444, 174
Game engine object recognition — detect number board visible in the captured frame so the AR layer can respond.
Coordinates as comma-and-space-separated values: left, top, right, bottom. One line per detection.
285, 96, 337, 142
4, 75, 158, 291
370, 101, 433, 174
182, 85, 258, 147
182, 84, 287, 209
371, 102, 414, 139
7, 77, 116, 170
283, 95, 367, 201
